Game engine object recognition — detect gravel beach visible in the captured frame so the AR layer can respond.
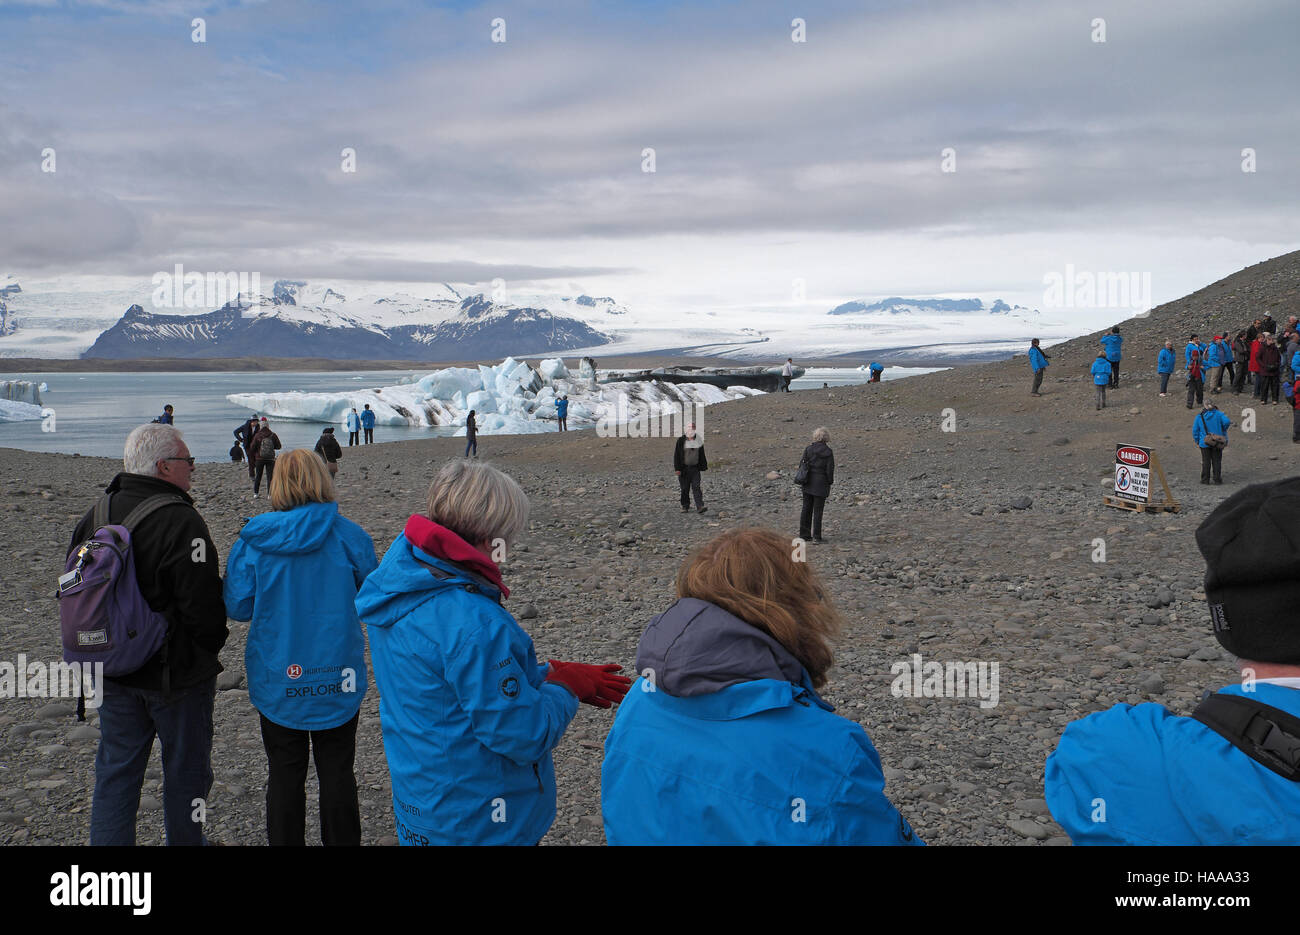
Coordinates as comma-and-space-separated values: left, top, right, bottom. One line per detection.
3, 254, 1297, 846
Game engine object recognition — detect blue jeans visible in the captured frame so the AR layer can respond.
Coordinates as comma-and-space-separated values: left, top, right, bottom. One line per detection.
465, 436, 477, 457
1159, 372, 1170, 393
91, 676, 216, 846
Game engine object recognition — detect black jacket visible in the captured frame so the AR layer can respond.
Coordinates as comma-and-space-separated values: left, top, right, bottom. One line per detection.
234, 418, 257, 446
67, 473, 227, 692
674, 435, 708, 472
315, 433, 343, 463
800, 441, 835, 498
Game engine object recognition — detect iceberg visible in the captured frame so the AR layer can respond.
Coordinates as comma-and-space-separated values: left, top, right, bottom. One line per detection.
0, 399, 43, 422
1, 380, 43, 406
227, 357, 760, 436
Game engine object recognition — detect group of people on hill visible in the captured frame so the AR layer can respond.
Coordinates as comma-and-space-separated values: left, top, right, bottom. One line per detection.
67, 420, 1300, 845
1030, 311, 1300, 485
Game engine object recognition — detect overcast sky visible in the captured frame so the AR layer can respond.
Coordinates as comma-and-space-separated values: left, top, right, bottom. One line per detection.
1, 0, 1296, 317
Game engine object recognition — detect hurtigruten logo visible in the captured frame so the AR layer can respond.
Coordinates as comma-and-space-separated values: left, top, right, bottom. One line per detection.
50, 866, 151, 915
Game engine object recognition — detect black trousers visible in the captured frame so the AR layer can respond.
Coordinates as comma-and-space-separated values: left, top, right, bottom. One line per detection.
363, 428, 373, 443
243, 444, 255, 477
1221, 362, 1234, 387
678, 469, 703, 508
1186, 378, 1203, 408
259, 712, 360, 846
348, 431, 358, 446
1031, 369, 1044, 394
1200, 446, 1223, 482
558, 417, 567, 431
253, 460, 274, 494
1293, 407, 1300, 442
800, 493, 826, 540
1260, 375, 1280, 403
1159, 373, 1171, 393
1109, 360, 1120, 387
1233, 365, 1249, 393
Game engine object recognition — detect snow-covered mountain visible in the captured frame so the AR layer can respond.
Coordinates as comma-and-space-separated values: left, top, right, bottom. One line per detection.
829, 297, 1028, 316
83, 285, 612, 360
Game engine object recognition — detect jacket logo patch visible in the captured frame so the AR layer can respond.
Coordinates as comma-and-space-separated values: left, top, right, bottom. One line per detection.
77, 630, 108, 646
499, 675, 520, 699
286, 664, 303, 680
1208, 603, 1229, 632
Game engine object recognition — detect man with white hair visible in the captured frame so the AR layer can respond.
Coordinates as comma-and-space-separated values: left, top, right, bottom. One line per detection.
67, 423, 228, 846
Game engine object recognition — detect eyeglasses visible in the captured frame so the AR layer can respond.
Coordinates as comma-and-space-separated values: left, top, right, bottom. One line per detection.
161, 456, 196, 467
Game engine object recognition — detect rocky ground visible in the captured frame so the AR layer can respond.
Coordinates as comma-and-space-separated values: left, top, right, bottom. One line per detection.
2, 254, 1298, 846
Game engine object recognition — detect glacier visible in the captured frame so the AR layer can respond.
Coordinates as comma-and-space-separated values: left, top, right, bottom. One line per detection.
227, 357, 762, 435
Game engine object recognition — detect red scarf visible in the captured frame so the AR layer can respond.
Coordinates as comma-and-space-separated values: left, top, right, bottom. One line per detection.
403, 514, 509, 598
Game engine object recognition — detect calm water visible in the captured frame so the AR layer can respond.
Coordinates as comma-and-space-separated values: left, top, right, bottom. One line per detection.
0, 366, 902, 462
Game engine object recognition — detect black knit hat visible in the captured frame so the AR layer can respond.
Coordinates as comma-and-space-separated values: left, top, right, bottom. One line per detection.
1195, 477, 1300, 663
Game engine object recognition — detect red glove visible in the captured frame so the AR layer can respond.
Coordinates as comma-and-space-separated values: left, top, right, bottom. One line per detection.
546, 660, 632, 708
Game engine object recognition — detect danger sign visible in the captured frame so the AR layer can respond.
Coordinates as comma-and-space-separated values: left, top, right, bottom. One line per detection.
1114, 444, 1152, 503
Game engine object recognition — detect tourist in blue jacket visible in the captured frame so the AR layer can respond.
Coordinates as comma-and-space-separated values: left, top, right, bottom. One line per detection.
1100, 326, 1122, 387
355, 459, 630, 846
1192, 402, 1231, 484
555, 395, 569, 432
1156, 341, 1175, 396
1185, 334, 1205, 368
223, 449, 378, 846
1090, 352, 1112, 410
1028, 338, 1050, 396
1046, 478, 1300, 844
360, 404, 376, 444
346, 408, 360, 447
602, 527, 922, 846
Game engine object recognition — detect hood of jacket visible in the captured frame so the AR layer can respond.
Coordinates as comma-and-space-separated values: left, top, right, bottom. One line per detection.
355, 524, 504, 631
636, 597, 815, 699
237, 500, 341, 555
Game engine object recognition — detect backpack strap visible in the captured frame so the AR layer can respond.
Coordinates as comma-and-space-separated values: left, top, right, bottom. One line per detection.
120, 494, 188, 534
92, 494, 112, 531
1191, 692, 1300, 781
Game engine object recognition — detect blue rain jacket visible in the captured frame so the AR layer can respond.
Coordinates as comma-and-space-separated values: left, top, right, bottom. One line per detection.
1193, 408, 1232, 448
1046, 683, 1300, 844
1100, 333, 1123, 361
1029, 347, 1049, 372
355, 535, 578, 845
360, 408, 376, 429
1157, 348, 1175, 374
223, 501, 377, 730
602, 598, 922, 845
1091, 359, 1112, 385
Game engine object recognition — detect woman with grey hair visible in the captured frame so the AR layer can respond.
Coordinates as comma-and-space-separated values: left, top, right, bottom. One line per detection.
797, 426, 835, 544
355, 458, 631, 845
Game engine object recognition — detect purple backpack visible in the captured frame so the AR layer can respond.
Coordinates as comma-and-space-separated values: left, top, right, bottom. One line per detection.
58, 494, 183, 676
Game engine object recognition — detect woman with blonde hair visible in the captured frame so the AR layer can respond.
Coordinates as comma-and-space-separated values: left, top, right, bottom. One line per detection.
356, 458, 630, 845
602, 527, 921, 845
223, 448, 378, 846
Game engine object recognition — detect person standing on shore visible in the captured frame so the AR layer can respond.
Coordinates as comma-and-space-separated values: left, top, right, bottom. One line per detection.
346, 409, 360, 447
1028, 339, 1050, 396
252, 417, 282, 500
1091, 352, 1111, 410
68, 422, 228, 845
674, 422, 708, 514
1100, 326, 1123, 388
1193, 401, 1231, 484
361, 404, 376, 444
556, 395, 568, 432
797, 427, 835, 544
314, 427, 342, 479
1157, 341, 1175, 396
868, 361, 883, 383
1218, 332, 1236, 391
223, 449, 377, 846
235, 414, 259, 478
464, 410, 478, 458
356, 459, 630, 845
153, 404, 175, 425
782, 358, 794, 392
